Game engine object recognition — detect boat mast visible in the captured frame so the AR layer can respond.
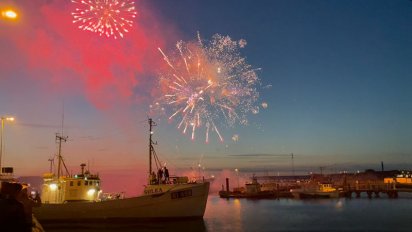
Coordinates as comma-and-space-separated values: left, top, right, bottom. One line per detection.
148, 118, 157, 176
48, 157, 54, 173
56, 133, 67, 179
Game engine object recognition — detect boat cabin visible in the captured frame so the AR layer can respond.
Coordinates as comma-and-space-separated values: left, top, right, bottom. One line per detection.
41, 164, 101, 204
318, 183, 337, 192
245, 176, 262, 193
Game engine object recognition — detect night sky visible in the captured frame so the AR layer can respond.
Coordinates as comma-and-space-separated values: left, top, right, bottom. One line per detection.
0, 0, 411, 192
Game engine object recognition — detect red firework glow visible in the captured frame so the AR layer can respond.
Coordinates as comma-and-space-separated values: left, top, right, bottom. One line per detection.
0, 0, 171, 109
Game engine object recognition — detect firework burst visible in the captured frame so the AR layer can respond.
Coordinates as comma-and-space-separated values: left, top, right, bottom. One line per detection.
153, 33, 260, 143
71, 0, 137, 39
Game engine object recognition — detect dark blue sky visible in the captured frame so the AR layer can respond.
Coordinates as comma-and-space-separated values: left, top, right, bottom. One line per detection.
145, 0, 412, 170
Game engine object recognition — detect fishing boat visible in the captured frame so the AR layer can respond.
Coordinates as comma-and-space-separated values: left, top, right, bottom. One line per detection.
33, 119, 210, 222
290, 182, 339, 199
219, 175, 275, 199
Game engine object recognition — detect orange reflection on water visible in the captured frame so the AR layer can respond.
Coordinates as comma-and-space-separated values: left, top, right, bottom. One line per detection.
204, 196, 244, 232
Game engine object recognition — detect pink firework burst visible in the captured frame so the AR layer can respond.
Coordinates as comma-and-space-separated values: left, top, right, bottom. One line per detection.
71, 0, 137, 39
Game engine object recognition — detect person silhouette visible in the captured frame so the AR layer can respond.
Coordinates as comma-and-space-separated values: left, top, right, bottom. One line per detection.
164, 167, 170, 183
157, 168, 164, 184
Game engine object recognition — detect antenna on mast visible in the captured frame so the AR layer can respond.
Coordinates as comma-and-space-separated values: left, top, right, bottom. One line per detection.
61, 100, 65, 136
149, 118, 157, 176
147, 118, 163, 185
56, 102, 69, 178
48, 157, 54, 173
56, 133, 68, 179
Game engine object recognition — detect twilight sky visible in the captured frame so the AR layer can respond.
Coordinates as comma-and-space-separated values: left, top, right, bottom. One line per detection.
1, 0, 411, 185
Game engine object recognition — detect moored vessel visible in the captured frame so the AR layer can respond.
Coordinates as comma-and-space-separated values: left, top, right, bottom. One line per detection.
33, 119, 210, 222
290, 182, 339, 199
219, 175, 275, 199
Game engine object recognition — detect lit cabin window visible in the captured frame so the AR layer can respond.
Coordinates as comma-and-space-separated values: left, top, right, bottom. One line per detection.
77, 181, 81, 186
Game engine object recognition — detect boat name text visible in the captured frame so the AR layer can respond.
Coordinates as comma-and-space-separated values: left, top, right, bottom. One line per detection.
144, 188, 163, 195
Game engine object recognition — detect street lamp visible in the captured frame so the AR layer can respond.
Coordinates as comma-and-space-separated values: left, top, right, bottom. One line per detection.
197, 163, 202, 179
1, 116, 15, 173
1, 9, 18, 20
235, 168, 239, 188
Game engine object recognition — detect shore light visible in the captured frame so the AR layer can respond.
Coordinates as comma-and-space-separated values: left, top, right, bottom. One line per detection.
87, 189, 96, 196
49, 183, 58, 191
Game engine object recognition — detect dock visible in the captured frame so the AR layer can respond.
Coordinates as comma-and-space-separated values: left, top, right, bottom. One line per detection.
221, 169, 412, 199
341, 182, 412, 198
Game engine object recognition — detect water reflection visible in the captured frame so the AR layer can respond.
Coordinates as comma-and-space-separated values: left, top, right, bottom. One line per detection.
42, 219, 206, 232
204, 197, 243, 232
335, 199, 344, 211
232, 199, 243, 232
40, 195, 412, 231
204, 195, 412, 232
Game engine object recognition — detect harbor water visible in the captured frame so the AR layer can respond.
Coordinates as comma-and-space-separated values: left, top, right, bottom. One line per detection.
42, 194, 412, 232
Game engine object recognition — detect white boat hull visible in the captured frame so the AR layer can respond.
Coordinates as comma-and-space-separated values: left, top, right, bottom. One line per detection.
33, 182, 209, 222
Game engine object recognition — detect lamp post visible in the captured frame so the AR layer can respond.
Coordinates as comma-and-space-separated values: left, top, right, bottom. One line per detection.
0, 116, 15, 173
198, 163, 201, 179
235, 168, 239, 188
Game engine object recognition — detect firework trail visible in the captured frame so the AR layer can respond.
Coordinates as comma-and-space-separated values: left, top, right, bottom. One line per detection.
71, 0, 137, 39
153, 33, 260, 143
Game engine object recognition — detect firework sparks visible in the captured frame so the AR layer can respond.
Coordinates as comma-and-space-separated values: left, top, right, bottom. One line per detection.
71, 0, 137, 39
154, 33, 260, 142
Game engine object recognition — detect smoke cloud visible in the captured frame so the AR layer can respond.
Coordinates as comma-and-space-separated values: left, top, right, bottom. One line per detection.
0, 0, 172, 109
